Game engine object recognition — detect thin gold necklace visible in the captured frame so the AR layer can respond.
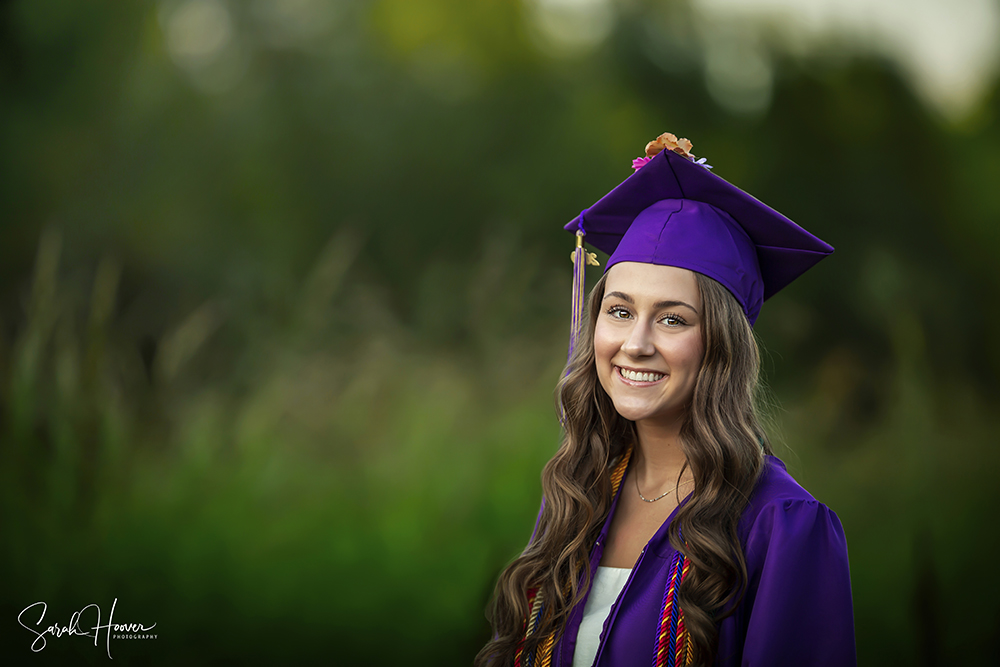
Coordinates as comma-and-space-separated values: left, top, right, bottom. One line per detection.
635, 475, 694, 503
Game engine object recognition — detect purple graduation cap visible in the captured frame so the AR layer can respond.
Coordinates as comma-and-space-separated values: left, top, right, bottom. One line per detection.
564, 139, 833, 349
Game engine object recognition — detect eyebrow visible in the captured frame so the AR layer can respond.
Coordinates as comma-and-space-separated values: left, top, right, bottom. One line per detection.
603, 291, 700, 314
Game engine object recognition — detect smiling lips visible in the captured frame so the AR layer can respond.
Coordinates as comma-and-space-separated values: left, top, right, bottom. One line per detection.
616, 366, 666, 384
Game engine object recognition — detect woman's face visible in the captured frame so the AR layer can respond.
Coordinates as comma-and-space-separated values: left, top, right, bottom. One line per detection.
594, 262, 705, 428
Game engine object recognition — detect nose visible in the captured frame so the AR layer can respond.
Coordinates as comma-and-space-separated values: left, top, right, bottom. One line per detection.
622, 320, 655, 358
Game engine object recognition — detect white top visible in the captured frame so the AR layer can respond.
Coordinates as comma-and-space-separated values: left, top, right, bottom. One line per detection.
571, 566, 632, 667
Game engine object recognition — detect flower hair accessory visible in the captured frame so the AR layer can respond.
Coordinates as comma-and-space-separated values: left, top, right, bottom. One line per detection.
632, 132, 712, 171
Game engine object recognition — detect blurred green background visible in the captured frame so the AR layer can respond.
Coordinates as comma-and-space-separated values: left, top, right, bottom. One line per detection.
2, 0, 999, 664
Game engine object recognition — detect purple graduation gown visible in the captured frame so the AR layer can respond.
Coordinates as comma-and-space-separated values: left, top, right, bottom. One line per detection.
536, 455, 856, 666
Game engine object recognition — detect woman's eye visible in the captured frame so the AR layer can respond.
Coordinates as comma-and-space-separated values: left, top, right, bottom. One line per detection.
607, 306, 631, 319
661, 314, 686, 327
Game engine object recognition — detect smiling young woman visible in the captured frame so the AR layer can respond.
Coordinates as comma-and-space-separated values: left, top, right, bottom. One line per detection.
476, 135, 856, 667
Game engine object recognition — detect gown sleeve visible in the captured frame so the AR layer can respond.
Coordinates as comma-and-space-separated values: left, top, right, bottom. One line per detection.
738, 498, 857, 666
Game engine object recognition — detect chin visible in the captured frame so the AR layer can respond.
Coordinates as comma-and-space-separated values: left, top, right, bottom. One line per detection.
611, 405, 641, 422
609, 400, 657, 423
610, 400, 687, 427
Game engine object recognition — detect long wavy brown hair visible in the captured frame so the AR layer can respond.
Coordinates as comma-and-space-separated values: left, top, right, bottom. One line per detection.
475, 270, 773, 667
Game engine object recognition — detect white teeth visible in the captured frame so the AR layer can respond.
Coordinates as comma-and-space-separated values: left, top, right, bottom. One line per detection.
619, 368, 664, 382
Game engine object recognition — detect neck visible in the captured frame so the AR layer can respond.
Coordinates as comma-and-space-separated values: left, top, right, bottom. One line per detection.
633, 415, 691, 492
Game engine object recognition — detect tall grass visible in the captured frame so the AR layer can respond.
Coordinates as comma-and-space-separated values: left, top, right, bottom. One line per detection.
0, 227, 566, 664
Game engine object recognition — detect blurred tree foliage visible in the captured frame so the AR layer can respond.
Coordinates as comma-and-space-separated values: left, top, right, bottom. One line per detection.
1, 0, 999, 664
